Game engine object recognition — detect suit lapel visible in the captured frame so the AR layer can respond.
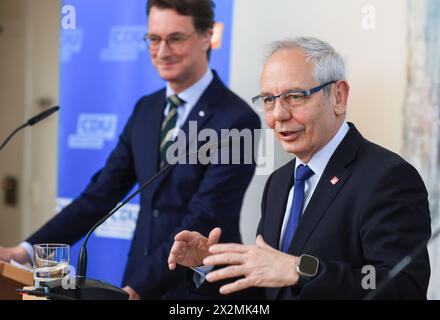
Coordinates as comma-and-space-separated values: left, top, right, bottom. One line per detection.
291, 125, 362, 254
179, 70, 225, 143
272, 123, 362, 299
148, 72, 226, 202
289, 165, 350, 254
179, 92, 215, 148
143, 90, 166, 175
263, 161, 296, 300
263, 159, 296, 249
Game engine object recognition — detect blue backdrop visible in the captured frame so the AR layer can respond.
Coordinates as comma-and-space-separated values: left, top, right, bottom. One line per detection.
58, 0, 234, 286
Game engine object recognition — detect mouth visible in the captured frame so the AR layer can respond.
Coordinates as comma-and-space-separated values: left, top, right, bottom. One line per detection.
278, 128, 304, 141
157, 60, 179, 68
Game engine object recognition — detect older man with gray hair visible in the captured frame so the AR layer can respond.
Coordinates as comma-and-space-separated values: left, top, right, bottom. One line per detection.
167, 37, 431, 299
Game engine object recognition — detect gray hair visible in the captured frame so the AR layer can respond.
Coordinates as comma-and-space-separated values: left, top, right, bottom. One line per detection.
266, 37, 346, 95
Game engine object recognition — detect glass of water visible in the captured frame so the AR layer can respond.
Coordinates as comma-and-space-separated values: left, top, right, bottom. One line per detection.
33, 244, 70, 288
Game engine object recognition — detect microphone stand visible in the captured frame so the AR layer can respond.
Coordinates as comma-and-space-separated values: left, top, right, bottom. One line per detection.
37, 162, 176, 300
76, 163, 174, 278
34, 138, 234, 300
364, 227, 440, 300
0, 124, 28, 153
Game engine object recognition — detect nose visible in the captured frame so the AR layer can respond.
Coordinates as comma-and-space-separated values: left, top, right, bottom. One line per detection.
272, 98, 291, 121
156, 39, 172, 57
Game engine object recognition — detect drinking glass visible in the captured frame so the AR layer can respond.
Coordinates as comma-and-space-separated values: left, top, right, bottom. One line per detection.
33, 244, 70, 288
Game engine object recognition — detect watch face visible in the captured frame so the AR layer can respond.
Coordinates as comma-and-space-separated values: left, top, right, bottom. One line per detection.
299, 255, 319, 277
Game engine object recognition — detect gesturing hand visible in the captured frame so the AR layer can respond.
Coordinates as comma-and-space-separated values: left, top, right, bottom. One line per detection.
168, 227, 221, 270
203, 235, 299, 295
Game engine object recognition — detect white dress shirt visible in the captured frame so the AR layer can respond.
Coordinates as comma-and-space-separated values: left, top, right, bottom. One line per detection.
165, 68, 213, 139
278, 121, 349, 249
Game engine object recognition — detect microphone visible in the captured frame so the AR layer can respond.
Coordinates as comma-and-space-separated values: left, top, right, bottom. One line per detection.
27, 105, 60, 126
48, 137, 238, 300
364, 227, 440, 300
0, 106, 60, 152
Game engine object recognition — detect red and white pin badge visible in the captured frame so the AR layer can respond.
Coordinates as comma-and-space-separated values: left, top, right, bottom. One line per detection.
330, 176, 340, 185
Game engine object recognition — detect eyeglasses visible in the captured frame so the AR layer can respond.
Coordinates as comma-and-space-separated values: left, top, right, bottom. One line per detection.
252, 81, 337, 111
143, 31, 197, 52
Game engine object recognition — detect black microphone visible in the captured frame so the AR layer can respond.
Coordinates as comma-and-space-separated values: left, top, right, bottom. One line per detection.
47, 137, 239, 300
27, 105, 60, 126
0, 106, 60, 152
364, 227, 440, 300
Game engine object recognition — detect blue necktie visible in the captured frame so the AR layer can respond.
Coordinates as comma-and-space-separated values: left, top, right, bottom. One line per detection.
281, 164, 315, 252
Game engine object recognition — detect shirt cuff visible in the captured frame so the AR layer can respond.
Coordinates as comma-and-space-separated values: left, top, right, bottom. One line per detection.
192, 265, 214, 288
19, 241, 34, 261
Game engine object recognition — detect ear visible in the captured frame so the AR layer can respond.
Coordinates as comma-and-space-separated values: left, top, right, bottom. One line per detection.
332, 80, 350, 116
197, 28, 213, 52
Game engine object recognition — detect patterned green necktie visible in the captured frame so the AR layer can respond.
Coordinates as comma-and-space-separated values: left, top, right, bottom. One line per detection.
159, 94, 185, 168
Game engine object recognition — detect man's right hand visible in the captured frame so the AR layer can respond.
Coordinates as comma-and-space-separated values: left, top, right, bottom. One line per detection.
0, 246, 30, 264
168, 227, 221, 270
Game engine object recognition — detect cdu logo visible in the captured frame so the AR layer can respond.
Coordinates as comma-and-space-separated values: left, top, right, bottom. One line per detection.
94, 203, 140, 240
61, 28, 84, 63
68, 114, 118, 150
57, 198, 139, 240
100, 25, 147, 62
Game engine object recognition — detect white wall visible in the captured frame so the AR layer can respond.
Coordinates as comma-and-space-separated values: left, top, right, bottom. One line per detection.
0, 0, 26, 245
21, 0, 60, 237
230, 0, 407, 244
0, 0, 59, 244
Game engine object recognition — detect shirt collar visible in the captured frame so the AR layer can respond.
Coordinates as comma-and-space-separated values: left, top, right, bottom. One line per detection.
166, 68, 213, 107
295, 121, 350, 178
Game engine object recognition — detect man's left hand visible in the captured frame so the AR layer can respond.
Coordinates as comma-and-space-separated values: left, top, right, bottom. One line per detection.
203, 235, 299, 295
123, 286, 141, 300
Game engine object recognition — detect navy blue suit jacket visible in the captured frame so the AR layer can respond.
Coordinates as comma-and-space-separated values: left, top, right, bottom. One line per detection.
27, 71, 261, 299
194, 123, 431, 300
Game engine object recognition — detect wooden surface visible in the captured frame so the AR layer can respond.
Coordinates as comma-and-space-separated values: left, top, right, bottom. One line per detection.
0, 261, 33, 300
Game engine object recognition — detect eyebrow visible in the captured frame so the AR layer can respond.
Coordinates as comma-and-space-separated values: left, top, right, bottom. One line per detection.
259, 87, 307, 96
148, 31, 187, 37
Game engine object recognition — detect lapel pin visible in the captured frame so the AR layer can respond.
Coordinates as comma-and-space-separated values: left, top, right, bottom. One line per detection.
199, 110, 205, 117
330, 176, 340, 185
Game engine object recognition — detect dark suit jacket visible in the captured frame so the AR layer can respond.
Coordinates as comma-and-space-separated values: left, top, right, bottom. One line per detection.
26, 71, 261, 299
195, 123, 431, 300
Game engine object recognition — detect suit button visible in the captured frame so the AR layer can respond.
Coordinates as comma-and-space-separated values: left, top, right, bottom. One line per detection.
144, 248, 149, 256
152, 209, 160, 218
